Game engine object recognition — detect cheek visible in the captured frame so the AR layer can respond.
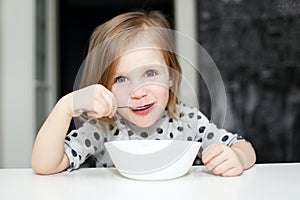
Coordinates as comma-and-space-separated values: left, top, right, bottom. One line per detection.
153, 86, 169, 103
111, 85, 131, 105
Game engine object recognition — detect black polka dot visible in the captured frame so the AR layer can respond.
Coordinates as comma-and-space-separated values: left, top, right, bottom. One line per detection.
169, 132, 174, 138
103, 138, 108, 143
103, 163, 108, 168
188, 113, 194, 118
141, 132, 148, 138
71, 132, 78, 137
187, 124, 191, 128
100, 150, 105, 155
79, 155, 82, 160
197, 115, 201, 119
207, 132, 214, 140
120, 119, 126, 125
156, 127, 163, 134
128, 130, 134, 136
169, 118, 173, 123
161, 114, 166, 118
94, 132, 100, 140
155, 138, 160, 140
187, 136, 193, 141
179, 112, 185, 118
177, 126, 184, 132
70, 162, 74, 168
65, 136, 70, 141
89, 119, 97, 124
94, 146, 98, 152
109, 124, 114, 130
197, 137, 203, 142
222, 135, 229, 142
85, 139, 91, 147
199, 126, 206, 133
72, 149, 77, 157
113, 129, 119, 136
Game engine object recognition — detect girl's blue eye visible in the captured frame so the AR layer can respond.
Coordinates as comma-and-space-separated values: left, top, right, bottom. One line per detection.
115, 76, 128, 83
145, 70, 157, 77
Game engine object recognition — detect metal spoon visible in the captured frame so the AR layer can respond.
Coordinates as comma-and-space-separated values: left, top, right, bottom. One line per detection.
117, 106, 145, 111
74, 106, 147, 124
75, 106, 144, 117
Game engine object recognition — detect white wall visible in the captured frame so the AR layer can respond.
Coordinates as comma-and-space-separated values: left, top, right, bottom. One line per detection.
0, 0, 36, 168
174, 0, 199, 107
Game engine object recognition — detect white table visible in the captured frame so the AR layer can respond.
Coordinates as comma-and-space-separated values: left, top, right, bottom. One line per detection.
0, 163, 299, 200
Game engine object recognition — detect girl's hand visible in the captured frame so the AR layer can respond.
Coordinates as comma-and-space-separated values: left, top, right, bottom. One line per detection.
202, 143, 243, 177
68, 84, 117, 119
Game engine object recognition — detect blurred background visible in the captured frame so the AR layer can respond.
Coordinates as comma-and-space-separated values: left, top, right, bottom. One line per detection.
0, 0, 299, 168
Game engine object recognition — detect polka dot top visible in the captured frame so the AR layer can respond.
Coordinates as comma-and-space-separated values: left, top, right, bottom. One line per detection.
64, 103, 245, 171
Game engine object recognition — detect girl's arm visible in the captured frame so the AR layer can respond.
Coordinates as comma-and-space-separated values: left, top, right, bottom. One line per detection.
31, 94, 73, 174
31, 84, 117, 175
202, 141, 256, 177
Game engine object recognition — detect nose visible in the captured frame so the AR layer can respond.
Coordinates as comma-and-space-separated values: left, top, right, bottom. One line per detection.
130, 85, 147, 99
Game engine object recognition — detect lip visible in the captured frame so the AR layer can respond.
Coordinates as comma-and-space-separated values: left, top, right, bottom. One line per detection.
131, 103, 155, 115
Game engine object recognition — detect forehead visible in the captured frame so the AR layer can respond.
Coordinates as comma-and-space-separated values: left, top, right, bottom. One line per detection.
115, 48, 166, 75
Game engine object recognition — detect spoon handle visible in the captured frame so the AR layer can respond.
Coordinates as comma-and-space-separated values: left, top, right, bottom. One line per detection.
118, 106, 140, 111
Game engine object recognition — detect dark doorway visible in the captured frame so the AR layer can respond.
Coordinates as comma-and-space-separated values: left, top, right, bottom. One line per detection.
58, 0, 174, 98
58, 0, 174, 133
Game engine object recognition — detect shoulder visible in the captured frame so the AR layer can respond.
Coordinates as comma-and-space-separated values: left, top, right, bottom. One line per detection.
176, 103, 209, 123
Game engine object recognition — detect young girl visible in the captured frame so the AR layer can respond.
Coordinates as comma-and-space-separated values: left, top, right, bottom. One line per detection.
31, 10, 256, 176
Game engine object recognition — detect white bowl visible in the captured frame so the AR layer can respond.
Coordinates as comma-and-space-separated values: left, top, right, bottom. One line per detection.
104, 140, 201, 180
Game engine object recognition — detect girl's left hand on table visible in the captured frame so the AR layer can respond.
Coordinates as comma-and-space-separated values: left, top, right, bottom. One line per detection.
202, 144, 243, 177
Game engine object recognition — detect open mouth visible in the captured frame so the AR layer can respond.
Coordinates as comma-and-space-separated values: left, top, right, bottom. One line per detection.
131, 103, 155, 112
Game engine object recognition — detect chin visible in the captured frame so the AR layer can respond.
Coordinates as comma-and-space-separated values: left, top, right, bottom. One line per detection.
132, 116, 156, 128
134, 106, 165, 128
120, 105, 165, 128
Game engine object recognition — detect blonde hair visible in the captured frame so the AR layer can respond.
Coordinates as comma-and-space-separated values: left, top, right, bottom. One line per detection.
79, 10, 182, 118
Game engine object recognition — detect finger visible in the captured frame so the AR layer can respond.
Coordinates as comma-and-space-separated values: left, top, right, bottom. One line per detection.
212, 159, 233, 175
101, 91, 116, 117
93, 91, 111, 117
94, 86, 115, 116
108, 94, 118, 118
202, 144, 225, 164
105, 91, 117, 117
204, 152, 227, 172
221, 166, 243, 177
86, 111, 98, 118
92, 100, 108, 118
